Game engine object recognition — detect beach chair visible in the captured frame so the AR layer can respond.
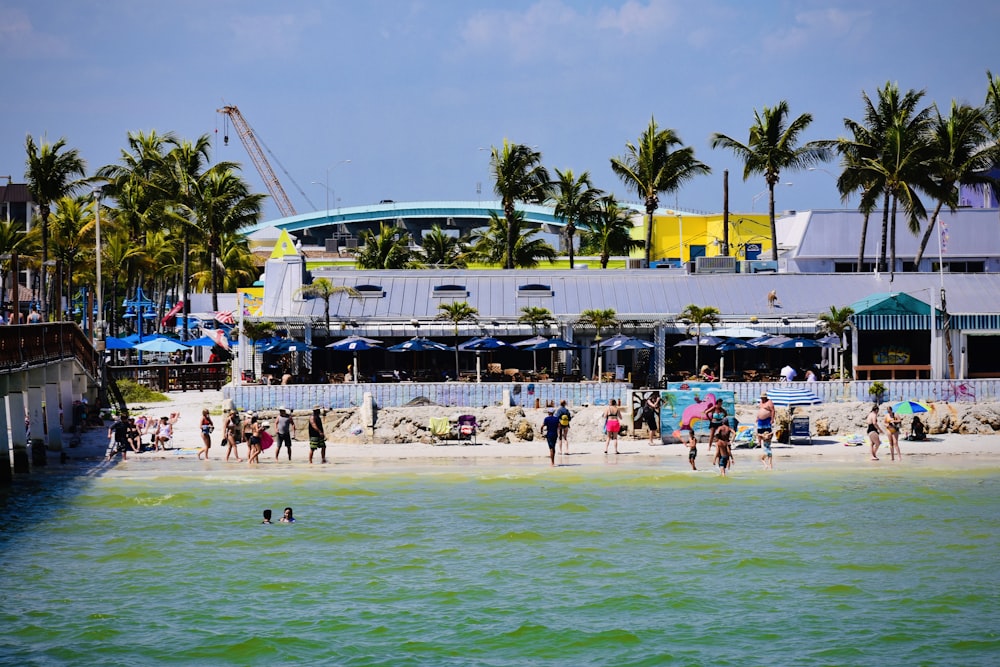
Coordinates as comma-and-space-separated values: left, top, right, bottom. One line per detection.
790, 415, 812, 444
733, 424, 755, 448
428, 416, 453, 445
456, 415, 478, 445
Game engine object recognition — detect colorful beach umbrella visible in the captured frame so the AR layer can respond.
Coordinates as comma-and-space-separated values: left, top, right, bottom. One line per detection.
892, 400, 929, 415
765, 387, 822, 407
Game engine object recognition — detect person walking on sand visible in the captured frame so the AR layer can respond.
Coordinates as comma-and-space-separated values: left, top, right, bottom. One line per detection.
643, 392, 661, 445
540, 407, 560, 466
884, 405, 902, 461
554, 400, 571, 455
715, 423, 733, 477
223, 409, 242, 462
107, 414, 130, 461
756, 392, 775, 450
759, 426, 774, 470
866, 404, 883, 461
197, 409, 214, 460
308, 407, 327, 464
274, 407, 294, 461
246, 415, 262, 465
603, 399, 623, 454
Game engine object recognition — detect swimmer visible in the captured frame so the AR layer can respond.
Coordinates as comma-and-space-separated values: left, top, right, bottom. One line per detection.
262, 509, 272, 524
280, 507, 295, 523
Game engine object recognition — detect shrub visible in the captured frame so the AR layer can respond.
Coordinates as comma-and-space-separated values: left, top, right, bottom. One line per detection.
115, 379, 169, 404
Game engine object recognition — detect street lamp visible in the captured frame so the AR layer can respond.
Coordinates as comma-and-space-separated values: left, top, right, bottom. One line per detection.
808, 167, 849, 203
751, 182, 793, 211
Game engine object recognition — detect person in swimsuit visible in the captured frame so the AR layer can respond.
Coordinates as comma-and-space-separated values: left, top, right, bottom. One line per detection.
884, 406, 902, 461
715, 424, 733, 477
866, 404, 883, 461
280, 507, 295, 523
756, 393, 775, 450
246, 415, 262, 465
705, 399, 728, 452
223, 409, 242, 462
197, 408, 214, 460
686, 427, 698, 470
308, 407, 327, 464
603, 399, 622, 454
643, 392, 661, 445
760, 428, 773, 470
262, 509, 272, 524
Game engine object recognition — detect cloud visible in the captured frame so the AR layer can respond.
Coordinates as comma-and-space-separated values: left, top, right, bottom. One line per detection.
0, 6, 71, 59
765, 8, 872, 54
460, 0, 679, 64
219, 10, 318, 61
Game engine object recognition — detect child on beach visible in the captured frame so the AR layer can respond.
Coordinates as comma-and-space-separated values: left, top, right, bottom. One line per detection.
760, 428, 773, 470
540, 408, 560, 466
714, 423, 733, 476
685, 428, 698, 470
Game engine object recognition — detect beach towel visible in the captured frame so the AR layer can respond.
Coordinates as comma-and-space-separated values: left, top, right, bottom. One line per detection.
839, 434, 865, 446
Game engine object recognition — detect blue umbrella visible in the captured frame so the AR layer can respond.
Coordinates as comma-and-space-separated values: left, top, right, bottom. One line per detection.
387, 337, 454, 352
133, 338, 191, 353
598, 333, 636, 348
673, 335, 724, 347
327, 337, 383, 383
512, 335, 549, 348
104, 336, 133, 350
771, 337, 826, 349
602, 336, 654, 351
523, 337, 580, 351
461, 336, 512, 351
716, 338, 757, 351
262, 339, 316, 354
186, 335, 221, 348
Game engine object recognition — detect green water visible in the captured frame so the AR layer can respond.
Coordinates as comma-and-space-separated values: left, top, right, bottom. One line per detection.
2, 464, 999, 666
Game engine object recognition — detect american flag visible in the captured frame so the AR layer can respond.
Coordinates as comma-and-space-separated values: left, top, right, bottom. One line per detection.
214, 310, 235, 325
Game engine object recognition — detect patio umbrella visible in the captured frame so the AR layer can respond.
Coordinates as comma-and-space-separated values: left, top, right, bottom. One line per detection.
327, 337, 384, 383
133, 338, 191, 353
771, 337, 827, 349
460, 336, 512, 382
715, 337, 757, 380
602, 336, 654, 351
329, 334, 384, 346
598, 333, 636, 348
261, 339, 316, 354
712, 327, 768, 338
512, 335, 549, 348
765, 386, 822, 407
104, 336, 133, 350
523, 337, 580, 377
673, 335, 724, 347
387, 337, 454, 352
752, 335, 791, 347
186, 335, 220, 348
892, 400, 929, 415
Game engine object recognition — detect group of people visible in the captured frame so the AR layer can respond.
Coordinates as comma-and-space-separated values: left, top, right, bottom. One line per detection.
864, 404, 913, 461
261, 507, 295, 524
217, 406, 326, 465
107, 412, 179, 460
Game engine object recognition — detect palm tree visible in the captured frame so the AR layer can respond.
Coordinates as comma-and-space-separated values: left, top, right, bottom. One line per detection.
817, 305, 854, 379
49, 195, 93, 322
982, 70, 1000, 219
518, 306, 554, 372
356, 222, 416, 269
551, 168, 601, 269
417, 224, 468, 268
611, 117, 710, 266
711, 101, 829, 261
490, 140, 551, 269
677, 304, 720, 375
436, 300, 478, 380
0, 218, 35, 312
578, 196, 643, 268
913, 102, 993, 266
102, 228, 145, 336
25, 135, 87, 320
467, 211, 557, 268
578, 308, 618, 379
295, 278, 358, 338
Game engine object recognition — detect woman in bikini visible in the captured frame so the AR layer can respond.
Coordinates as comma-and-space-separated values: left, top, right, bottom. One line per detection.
197, 409, 214, 460
223, 409, 243, 462
866, 404, 883, 461
884, 406, 902, 461
603, 399, 622, 454
704, 399, 728, 452
246, 415, 262, 465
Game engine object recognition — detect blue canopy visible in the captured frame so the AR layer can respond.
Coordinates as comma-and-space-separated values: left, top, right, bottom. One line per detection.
602, 336, 654, 351
523, 337, 580, 351
133, 338, 191, 353
460, 336, 512, 351
262, 339, 316, 354
388, 337, 454, 352
327, 338, 383, 352
104, 336, 134, 350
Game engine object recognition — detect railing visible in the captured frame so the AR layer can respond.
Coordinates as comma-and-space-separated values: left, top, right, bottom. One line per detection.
108, 363, 230, 392
0, 323, 99, 377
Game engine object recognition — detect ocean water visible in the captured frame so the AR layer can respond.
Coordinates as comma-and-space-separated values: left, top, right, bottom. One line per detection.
2, 463, 999, 666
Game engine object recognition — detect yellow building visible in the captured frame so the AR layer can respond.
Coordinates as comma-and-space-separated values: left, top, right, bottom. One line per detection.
630, 210, 773, 266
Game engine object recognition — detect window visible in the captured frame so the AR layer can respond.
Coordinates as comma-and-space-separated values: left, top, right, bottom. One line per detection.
517, 283, 553, 298
352, 284, 385, 298
432, 284, 468, 298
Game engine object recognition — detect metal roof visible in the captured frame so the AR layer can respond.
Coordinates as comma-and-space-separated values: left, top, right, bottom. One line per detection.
295, 269, 1000, 325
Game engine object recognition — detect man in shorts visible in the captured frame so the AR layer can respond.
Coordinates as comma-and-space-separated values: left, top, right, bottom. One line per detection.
308, 406, 327, 464
540, 408, 560, 466
756, 392, 775, 450
685, 427, 698, 470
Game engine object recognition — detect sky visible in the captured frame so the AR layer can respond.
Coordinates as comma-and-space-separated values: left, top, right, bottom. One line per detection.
3, 0, 998, 222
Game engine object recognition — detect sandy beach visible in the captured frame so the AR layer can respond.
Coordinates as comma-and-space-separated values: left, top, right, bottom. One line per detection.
57, 389, 1000, 474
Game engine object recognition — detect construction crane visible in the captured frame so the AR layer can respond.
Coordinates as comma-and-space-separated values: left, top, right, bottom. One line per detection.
217, 105, 298, 217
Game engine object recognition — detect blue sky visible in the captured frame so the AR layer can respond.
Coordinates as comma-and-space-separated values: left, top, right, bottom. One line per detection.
4, 0, 998, 221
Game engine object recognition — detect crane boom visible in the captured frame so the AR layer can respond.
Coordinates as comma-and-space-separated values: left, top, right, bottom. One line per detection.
217, 105, 297, 217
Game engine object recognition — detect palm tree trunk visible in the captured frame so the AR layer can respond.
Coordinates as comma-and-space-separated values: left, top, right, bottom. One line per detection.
913, 200, 944, 268
857, 210, 871, 271
878, 192, 890, 272
644, 204, 654, 266
40, 209, 49, 321
181, 234, 190, 340
768, 183, 778, 261
504, 202, 516, 270
211, 247, 219, 312
567, 222, 575, 269
889, 195, 898, 278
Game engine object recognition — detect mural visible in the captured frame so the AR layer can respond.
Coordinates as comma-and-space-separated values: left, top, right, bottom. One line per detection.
658, 387, 736, 444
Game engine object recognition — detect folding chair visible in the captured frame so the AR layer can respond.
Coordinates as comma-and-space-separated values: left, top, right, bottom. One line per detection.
429, 416, 453, 445
456, 415, 478, 445
790, 415, 812, 444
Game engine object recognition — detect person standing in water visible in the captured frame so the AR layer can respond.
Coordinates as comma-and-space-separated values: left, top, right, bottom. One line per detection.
866, 404, 883, 461
262, 509, 272, 524
280, 507, 295, 523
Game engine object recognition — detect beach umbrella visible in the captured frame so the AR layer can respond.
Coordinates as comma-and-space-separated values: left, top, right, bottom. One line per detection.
771, 337, 827, 349
892, 400, 929, 415
673, 335, 724, 347
133, 338, 191, 353
387, 337, 453, 352
123, 332, 169, 345
460, 337, 512, 382
512, 335, 549, 348
328, 337, 384, 383
598, 333, 636, 348
104, 336, 133, 350
329, 334, 384, 346
523, 337, 580, 351
715, 337, 757, 380
261, 339, 316, 354
712, 327, 768, 339
765, 386, 822, 407
602, 336, 654, 351
818, 334, 843, 348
